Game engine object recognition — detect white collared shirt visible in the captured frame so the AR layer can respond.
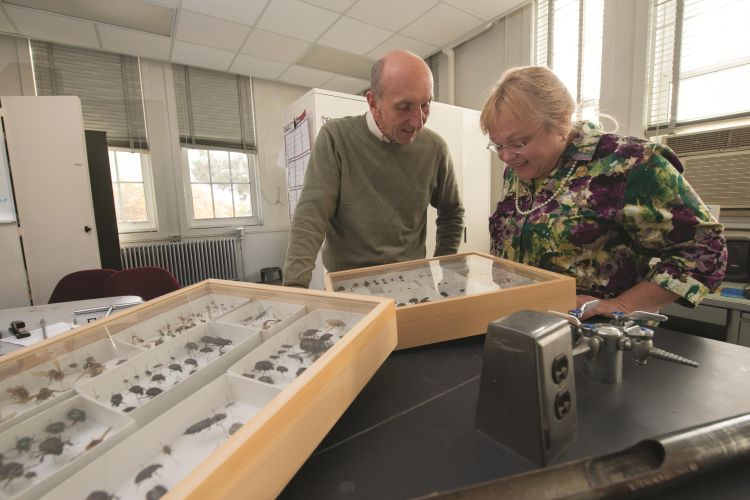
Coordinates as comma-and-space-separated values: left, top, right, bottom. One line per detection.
366, 109, 397, 143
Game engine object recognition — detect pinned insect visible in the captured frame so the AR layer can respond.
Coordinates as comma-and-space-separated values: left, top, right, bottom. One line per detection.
80, 356, 105, 379
110, 393, 123, 407
35, 435, 73, 461
67, 408, 86, 424
85, 427, 112, 451
168, 363, 183, 373
185, 342, 199, 353
146, 485, 168, 500
254, 360, 274, 374
183, 358, 198, 368
7, 386, 32, 404
129, 385, 145, 397
151, 374, 166, 384
134, 463, 162, 484
32, 368, 65, 384
86, 491, 116, 500
145, 387, 163, 398
33, 387, 61, 402
45, 421, 66, 434
228, 422, 243, 435
184, 412, 227, 435
0, 461, 25, 487
12, 436, 35, 455
258, 375, 274, 384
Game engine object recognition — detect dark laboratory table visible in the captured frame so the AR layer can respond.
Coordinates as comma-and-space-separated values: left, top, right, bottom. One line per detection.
279, 328, 750, 499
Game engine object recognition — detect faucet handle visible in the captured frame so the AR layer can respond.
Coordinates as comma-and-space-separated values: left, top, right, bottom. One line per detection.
630, 310, 668, 325
568, 299, 600, 319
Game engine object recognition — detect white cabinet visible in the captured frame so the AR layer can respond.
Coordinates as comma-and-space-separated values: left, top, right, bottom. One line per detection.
1, 96, 100, 304
283, 88, 491, 289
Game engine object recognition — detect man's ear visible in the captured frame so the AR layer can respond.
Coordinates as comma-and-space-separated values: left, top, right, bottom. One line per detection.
366, 90, 378, 114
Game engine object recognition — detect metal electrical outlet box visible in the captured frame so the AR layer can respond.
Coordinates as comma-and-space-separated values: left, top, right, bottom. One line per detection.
475, 310, 577, 466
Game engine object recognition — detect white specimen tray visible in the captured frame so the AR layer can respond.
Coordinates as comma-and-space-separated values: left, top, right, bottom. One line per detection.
0, 394, 135, 500
76, 322, 261, 426
44, 374, 279, 499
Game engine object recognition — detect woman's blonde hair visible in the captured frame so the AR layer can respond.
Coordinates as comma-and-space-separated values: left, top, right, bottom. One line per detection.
480, 66, 575, 136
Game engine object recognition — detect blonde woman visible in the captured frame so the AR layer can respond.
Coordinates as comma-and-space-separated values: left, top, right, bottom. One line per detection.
480, 66, 726, 319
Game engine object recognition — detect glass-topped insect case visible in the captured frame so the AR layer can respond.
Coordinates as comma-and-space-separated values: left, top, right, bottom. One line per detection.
325, 252, 576, 349
0, 280, 396, 500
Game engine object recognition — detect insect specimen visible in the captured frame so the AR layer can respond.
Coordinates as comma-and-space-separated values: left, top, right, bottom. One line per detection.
151, 374, 166, 384
276, 366, 289, 378
13, 436, 35, 455
168, 363, 183, 373
296, 367, 307, 376
0, 461, 25, 487
86, 491, 116, 500
254, 360, 274, 373
67, 408, 87, 424
184, 358, 198, 368
81, 356, 105, 379
135, 463, 163, 484
32, 368, 65, 383
6, 386, 32, 404
183, 413, 226, 435
145, 387, 163, 398
110, 393, 123, 407
35, 435, 74, 461
123, 407, 136, 413
262, 318, 282, 329
85, 427, 112, 451
200, 335, 233, 348
229, 422, 243, 435
33, 387, 61, 402
129, 385, 145, 397
45, 421, 66, 434
147, 485, 169, 500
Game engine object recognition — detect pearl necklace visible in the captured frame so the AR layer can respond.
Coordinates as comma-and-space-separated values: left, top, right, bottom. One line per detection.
514, 161, 576, 216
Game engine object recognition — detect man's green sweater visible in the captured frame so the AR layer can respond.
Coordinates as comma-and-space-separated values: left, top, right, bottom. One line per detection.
283, 114, 465, 287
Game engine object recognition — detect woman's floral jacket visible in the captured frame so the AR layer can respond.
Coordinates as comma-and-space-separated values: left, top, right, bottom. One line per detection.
489, 121, 727, 306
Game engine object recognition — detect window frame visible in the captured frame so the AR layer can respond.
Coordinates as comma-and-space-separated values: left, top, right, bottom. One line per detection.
534, 0, 604, 122
108, 147, 158, 234
180, 145, 262, 229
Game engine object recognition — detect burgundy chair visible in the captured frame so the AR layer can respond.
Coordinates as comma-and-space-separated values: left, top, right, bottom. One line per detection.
48, 269, 118, 304
103, 266, 181, 302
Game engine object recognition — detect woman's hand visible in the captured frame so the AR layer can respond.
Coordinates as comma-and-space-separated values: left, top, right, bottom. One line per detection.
575, 295, 630, 320
576, 283, 680, 321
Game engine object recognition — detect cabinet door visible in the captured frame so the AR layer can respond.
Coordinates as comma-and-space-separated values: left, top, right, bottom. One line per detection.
2, 96, 100, 304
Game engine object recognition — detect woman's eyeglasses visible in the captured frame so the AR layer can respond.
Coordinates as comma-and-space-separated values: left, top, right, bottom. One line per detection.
486, 124, 544, 155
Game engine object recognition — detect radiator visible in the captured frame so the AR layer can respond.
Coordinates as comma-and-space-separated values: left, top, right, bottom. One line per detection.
120, 237, 242, 286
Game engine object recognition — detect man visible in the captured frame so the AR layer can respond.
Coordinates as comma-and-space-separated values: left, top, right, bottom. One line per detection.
282, 50, 465, 288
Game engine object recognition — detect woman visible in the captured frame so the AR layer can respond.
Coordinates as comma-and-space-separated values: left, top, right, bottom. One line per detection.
480, 66, 726, 319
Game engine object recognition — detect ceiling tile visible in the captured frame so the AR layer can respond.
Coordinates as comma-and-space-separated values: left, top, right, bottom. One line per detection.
0, 8, 17, 33
175, 10, 250, 51
257, 0, 339, 42
444, 0, 524, 21
367, 34, 437, 60
182, 0, 269, 26
5, 6, 99, 48
98, 25, 171, 60
171, 40, 235, 71
347, 0, 437, 31
300, 0, 357, 13
230, 54, 289, 80
279, 64, 335, 88
322, 75, 369, 94
402, 3, 484, 47
241, 29, 310, 63
317, 17, 392, 55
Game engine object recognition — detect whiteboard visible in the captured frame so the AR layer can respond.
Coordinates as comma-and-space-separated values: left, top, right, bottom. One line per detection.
0, 126, 17, 223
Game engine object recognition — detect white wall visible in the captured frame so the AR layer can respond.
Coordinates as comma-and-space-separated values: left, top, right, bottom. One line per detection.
452, 4, 533, 211
0, 34, 36, 308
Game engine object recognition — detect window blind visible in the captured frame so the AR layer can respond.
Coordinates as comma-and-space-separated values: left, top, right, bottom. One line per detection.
30, 40, 147, 149
426, 53, 440, 102
646, 0, 750, 134
534, 0, 603, 122
173, 65, 256, 150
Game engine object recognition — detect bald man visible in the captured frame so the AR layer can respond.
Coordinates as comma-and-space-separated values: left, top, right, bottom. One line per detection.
283, 50, 465, 288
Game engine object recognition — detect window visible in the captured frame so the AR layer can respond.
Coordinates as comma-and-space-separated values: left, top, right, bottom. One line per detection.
173, 65, 261, 227
646, 0, 750, 134
183, 148, 257, 221
534, 0, 604, 122
109, 149, 157, 231
30, 41, 156, 233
